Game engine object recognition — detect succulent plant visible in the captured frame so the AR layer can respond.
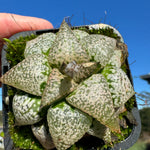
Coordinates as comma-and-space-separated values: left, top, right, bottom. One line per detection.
1, 19, 136, 150
13, 93, 42, 125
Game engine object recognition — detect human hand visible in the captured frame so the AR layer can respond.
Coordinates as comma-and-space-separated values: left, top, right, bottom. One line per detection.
0, 13, 53, 86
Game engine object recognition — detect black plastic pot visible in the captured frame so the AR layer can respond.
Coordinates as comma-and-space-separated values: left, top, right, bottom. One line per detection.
1, 26, 141, 150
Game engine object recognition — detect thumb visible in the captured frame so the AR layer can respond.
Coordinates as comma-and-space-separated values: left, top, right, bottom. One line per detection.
0, 13, 53, 39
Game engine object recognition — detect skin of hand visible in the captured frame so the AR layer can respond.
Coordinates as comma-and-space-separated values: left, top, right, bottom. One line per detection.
0, 13, 53, 86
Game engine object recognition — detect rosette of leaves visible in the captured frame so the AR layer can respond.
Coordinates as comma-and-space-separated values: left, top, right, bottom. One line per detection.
1, 19, 136, 150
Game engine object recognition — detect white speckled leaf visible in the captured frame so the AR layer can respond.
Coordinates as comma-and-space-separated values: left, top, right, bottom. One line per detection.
31, 121, 55, 149
41, 68, 77, 108
13, 93, 42, 125
102, 66, 135, 108
66, 74, 120, 133
47, 101, 92, 150
107, 50, 122, 68
24, 33, 56, 58
48, 20, 90, 67
61, 61, 101, 83
80, 34, 116, 67
72, 29, 89, 41
88, 119, 111, 143
0, 54, 51, 96
107, 43, 128, 68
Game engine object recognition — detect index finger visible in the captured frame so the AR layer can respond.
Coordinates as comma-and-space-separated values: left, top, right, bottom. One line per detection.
0, 13, 53, 39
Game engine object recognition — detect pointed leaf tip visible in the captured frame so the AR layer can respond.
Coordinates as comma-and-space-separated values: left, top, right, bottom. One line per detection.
41, 68, 78, 108
1, 54, 51, 96
48, 19, 90, 67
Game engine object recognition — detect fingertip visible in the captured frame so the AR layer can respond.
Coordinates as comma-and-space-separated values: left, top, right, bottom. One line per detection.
0, 13, 54, 38
37, 18, 54, 29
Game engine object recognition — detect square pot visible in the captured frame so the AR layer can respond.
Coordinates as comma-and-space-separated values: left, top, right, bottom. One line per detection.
1, 23, 141, 150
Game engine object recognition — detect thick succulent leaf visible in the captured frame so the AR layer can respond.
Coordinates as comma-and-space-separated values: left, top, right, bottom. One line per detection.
107, 50, 122, 68
66, 74, 120, 133
72, 29, 89, 40
41, 68, 78, 108
88, 119, 111, 143
48, 20, 90, 67
47, 101, 92, 150
24, 33, 56, 58
101, 66, 135, 108
13, 93, 42, 125
0, 54, 51, 96
80, 34, 116, 67
60, 61, 101, 83
107, 43, 128, 68
31, 121, 55, 149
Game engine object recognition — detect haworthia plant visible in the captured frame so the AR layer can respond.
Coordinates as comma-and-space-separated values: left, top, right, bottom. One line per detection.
47, 101, 92, 150
13, 93, 42, 125
66, 74, 120, 133
41, 68, 78, 108
48, 20, 90, 67
1, 19, 136, 149
80, 34, 117, 67
101, 66, 135, 108
24, 33, 56, 58
31, 121, 55, 149
1, 54, 51, 96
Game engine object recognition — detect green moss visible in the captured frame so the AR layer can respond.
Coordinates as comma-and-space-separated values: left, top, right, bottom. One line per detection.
8, 112, 43, 150
119, 111, 128, 120
76, 27, 121, 41
112, 125, 133, 143
121, 62, 128, 73
125, 96, 136, 111
111, 109, 134, 145
7, 86, 18, 97
4, 34, 37, 68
